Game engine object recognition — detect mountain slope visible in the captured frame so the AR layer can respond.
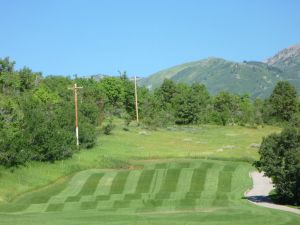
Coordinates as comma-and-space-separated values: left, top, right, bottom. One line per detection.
140, 57, 284, 98
140, 43, 300, 98
266, 43, 300, 88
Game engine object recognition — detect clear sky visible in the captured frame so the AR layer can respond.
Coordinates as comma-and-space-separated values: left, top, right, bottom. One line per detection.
1, 0, 300, 77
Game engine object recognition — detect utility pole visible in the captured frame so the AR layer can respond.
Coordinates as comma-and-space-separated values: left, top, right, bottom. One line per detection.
134, 75, 139, 124
68, 83, 83, 147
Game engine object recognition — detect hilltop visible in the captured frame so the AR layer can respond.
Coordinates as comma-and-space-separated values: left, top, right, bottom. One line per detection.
140, 43, 300, 98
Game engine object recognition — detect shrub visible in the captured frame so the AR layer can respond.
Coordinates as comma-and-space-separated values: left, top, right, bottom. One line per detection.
78, 121, 96, 148
103, 119, 115, 135
0, 95, 29, 167
255, 127, 300, 205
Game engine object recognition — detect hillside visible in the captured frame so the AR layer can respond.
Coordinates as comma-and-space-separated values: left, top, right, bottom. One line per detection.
266, 43, 300, 88
140, 43, 300, 98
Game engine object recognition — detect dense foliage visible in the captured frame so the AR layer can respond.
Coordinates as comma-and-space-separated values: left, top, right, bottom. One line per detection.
255, 128, 300, 205
1, 57, 299, 170
0, 58, 101, 167
139, 79, 299, 127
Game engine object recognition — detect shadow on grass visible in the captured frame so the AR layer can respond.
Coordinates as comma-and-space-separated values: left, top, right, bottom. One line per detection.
242, 195, 272, 203
243, 194, 300, 209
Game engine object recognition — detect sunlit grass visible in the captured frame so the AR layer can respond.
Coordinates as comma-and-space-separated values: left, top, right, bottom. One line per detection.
0, 159, 299, 225
0, 121, 280, 203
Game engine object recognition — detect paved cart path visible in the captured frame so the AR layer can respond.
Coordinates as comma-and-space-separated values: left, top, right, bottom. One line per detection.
245, 171, 300, 215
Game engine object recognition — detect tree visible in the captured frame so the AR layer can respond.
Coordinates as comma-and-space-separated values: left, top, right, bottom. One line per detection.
0, 58, 102, 167
172, 83, 210, 124
99, 77, 125, 112
155, 79, 177, 108
191, 83, 210, 123
139, 91, 175, 128
213, 91, 240, 125
20, 94, 76, 162
255, 127, 300, 205
0, 57, 20, 94
18, 67, 41, 92
237, 94, 255, 126
172, 84, 193, 124
268, 81, 298, 122
0, 57, 15, 73
0, 94, 28, 167
122, 77, 135, 118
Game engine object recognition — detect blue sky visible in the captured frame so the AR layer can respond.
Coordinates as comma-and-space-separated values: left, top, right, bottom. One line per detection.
1, 0, 300, 77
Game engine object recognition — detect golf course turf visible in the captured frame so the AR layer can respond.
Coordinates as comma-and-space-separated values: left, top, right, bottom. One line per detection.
0, 159, 299, 225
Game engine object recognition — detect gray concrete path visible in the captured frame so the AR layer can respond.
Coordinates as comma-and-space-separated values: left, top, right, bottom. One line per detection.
245, 171, 300, 215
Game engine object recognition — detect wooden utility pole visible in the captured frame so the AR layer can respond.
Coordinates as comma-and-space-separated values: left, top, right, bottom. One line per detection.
69, 83, 83, 147
134, 75, 139, 124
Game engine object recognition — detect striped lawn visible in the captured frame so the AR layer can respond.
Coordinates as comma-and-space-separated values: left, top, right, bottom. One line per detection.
0, 159, 299, 225
1, 160, 242, 213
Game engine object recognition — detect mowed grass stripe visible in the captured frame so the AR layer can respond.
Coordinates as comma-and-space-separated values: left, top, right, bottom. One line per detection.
80, 201, 98, 210
123, 170, 142, 194
46, 203, 64, 212
136, 199, 163, 212
217, 164, 238, 192
135, 170, 155, 193
109, 171, 130, 194
78, 173, 104, 196
94, 172, 117, 196
174, 168, 194, 197
213, 164, 239, 206
158, 169, 181, 193
0, 175, 72, 213
179, 162, 212, 209
196, 163, 224, 207
53, 170, 94, 199
189, 163, 212, 193
149, 169, 166, 193
65, 173, 104, 202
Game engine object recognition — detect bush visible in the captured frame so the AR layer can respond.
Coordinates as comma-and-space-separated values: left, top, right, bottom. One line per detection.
78, 121, 96, 148
19, 94, 77, 162
255, 127, 300, 205
103, 119, 115, 135
0, 95, 29, 167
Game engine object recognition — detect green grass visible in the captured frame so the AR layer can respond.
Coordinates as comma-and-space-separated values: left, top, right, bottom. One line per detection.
0, 123, 280, 203
1, 122, 298, 224
110, 171, 130, 194
135, 170, 155, 193
0, 159, 299, 225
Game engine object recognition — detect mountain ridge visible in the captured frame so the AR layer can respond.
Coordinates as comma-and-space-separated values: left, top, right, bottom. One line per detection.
139, 43, 300, 98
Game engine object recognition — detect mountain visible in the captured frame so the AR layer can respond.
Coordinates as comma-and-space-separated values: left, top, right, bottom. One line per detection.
266, 43, 300, 88
140, 58, 283, 98
140, 43, 300, 98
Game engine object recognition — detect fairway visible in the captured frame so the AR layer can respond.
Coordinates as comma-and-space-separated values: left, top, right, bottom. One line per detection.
0, 159, 299, 225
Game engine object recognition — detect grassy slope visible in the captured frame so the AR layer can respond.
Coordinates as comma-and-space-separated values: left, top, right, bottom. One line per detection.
0, 123, 299, 224
0, 159, 299, 225
0, 124, 280, 203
